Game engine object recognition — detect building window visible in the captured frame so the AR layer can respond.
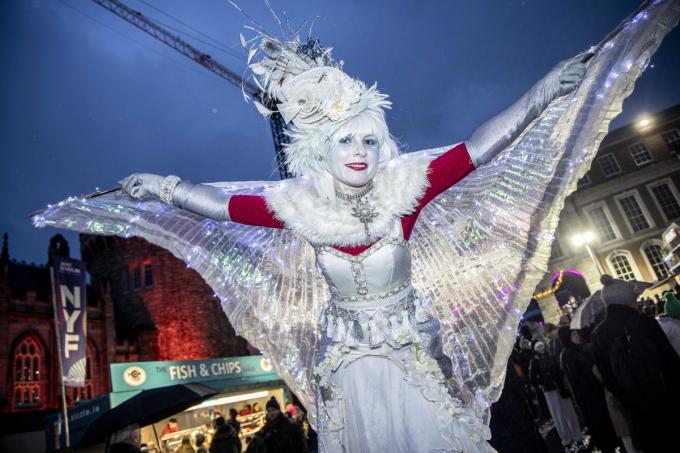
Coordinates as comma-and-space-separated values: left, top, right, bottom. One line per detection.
12, 335, 45, 409
615, 191, 652, 233
628, 142, 653, 166
662, 129, 680, 154
586, 204, 618, 242
648, 179, 680, 222
607, 251, 639, 281
577, 173, 591, 188
642, 241, 668, 280
597, 153, 621, 177
132, 266, 141, 290
144, 263, 153, 288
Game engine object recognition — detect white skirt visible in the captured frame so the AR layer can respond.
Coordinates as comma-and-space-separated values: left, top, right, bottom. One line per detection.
316, 343, 496, 453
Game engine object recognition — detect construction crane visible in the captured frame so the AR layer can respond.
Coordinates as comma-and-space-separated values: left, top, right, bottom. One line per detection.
91, 0, 292, 178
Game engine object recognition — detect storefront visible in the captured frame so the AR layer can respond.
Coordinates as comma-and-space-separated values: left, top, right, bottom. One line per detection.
109, 355, 289, 452
46, 355, 288, 452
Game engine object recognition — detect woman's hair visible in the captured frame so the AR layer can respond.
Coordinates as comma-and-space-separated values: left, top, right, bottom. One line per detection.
307, 108, 399, 201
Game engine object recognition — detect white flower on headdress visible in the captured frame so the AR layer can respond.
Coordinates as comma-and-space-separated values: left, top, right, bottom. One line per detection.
277, 67, 362, 128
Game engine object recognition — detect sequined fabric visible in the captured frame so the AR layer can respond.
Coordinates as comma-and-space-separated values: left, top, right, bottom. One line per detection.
32, 0, 680, 430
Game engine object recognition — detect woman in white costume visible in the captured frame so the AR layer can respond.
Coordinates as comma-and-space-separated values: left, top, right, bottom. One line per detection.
34, 2, 680, 451
122, 42, 583, 452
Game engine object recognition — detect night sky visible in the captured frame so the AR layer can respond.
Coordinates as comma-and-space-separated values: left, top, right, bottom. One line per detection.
2, 0, 679, 265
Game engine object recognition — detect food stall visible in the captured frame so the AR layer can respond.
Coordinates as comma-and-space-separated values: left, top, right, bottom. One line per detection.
108, 355, 289, 452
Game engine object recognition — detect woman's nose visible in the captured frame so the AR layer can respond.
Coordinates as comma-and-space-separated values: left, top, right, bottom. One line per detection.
353, 143, 367, 157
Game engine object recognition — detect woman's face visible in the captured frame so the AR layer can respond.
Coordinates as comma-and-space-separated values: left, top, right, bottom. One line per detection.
570, 330, 581, 345
328, 132, 381, 189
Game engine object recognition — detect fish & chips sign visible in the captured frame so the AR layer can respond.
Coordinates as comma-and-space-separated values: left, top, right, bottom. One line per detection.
111, 356, 277, 392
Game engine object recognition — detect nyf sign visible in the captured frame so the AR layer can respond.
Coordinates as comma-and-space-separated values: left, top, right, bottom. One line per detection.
60, 285, 82, 359
51, 257, 88, 387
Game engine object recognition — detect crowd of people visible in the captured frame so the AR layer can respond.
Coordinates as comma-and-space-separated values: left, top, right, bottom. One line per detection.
509, 275, 680, 453
175, 397, 317, 453
106, 274, 680, 453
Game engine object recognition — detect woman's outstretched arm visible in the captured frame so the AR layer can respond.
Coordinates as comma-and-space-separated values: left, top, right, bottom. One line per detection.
466, 53, 589, 167
119, 173, 283, 228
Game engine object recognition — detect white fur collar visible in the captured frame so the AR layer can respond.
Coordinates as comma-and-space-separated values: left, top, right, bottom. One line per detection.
265, 155, 432, 246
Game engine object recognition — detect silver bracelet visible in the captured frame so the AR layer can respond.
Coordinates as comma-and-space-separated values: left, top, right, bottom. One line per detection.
159, 175, 182, 205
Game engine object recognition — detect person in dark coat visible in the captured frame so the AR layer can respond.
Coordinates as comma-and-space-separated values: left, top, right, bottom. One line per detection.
227, 408, 241, 450
210, 416, 240, 453
558, 326, 619, 453
257, 397, 306, 453
489, 360, 548, 453
591, 275, 680, 453
529, 342, 582, 448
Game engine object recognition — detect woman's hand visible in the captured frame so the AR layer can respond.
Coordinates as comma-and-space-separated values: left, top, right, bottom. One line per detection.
467, 52, 591, 167
536, 53, 591, 105
119, 173, 164, 200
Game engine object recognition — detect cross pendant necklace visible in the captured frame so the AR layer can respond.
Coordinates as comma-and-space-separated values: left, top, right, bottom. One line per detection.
351, 197, 379, 242
335, 181, 378, 243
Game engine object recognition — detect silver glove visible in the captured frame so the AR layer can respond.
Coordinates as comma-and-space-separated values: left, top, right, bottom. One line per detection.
119, 173, 164, 199
467, 53, 590, 167
119, 174, 231, 221
172, 181, 231, 221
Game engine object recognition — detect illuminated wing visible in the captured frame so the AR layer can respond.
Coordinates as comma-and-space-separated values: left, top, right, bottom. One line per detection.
33, 181, 328, 425
406, 0, 680, 422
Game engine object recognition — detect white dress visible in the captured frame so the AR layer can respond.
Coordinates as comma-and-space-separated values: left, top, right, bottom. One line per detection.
313, 221, 494, 452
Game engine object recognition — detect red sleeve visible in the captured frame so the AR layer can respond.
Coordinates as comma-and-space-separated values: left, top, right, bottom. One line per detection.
401, 142, 475, 240
418, 142, 475, 208
228, 194, 285, 229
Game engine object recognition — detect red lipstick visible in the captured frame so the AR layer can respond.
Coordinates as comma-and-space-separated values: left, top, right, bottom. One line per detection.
345, 162, 368, 171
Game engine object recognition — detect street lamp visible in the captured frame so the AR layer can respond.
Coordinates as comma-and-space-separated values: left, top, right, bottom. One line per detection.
637, 116, 653, 129
571, 230, 605, 276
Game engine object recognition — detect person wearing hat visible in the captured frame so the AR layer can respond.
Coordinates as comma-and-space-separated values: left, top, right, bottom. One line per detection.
251, 397, 306, 453
657, 291, 680, 357
591, 275, 680, 452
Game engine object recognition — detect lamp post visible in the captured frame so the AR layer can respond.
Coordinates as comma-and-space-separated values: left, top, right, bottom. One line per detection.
571, 231, 605, 276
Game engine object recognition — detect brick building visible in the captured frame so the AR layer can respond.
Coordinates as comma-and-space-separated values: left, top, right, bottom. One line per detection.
79, 234, 247, 361
1, 231, 248, 432
535, 104, 680, 320
0, 234, 115, 431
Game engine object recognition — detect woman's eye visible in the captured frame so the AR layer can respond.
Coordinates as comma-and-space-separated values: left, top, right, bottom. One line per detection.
363, 137, 378, 147
339, 135, 352, 145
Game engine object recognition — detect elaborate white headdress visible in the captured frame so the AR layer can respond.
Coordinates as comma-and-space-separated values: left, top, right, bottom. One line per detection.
243, 35, 392, 176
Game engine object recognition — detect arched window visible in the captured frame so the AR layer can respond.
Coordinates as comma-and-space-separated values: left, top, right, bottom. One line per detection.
607, 250, 641, 281
12, 334, 46, 409
642, 240, 669, 281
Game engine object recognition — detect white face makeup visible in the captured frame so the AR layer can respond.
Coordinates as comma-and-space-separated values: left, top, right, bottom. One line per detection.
328, 132, 381, 191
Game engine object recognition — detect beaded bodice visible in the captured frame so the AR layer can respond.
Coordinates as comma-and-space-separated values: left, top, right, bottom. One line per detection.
314, 222, 410, 301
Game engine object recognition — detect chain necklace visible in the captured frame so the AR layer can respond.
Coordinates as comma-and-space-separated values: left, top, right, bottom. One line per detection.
335, 181, 378, 242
